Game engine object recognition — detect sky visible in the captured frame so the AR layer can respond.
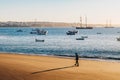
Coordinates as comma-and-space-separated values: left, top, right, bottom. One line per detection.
0, 0, 120, 24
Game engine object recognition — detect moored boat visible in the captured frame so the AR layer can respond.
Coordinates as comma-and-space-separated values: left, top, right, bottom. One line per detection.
30, 29, 48, 35
117, 37, 120, 41
66, 30, 78, 35
37, 29, 48, 35
35, 39, 45, 42
97, 32, 102, 34
76, 37, 85, 40
81, 36, 88, 38
16, 29, 23, 32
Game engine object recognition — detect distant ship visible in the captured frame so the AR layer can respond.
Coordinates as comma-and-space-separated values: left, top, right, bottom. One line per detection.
76, 16, 93, 29
104, 26, 114, 28
104, 19, 114, 28
76, 27, 93, 29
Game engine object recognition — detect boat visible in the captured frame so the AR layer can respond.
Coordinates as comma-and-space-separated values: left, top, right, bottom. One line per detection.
117, 37, 120, 41
76, 27, 93, 29
76, 37, 85, 40
30, 29, 48, 35
30, 28, 39, 34
66, 30, 78, 35
81, 36, 88, 38
32, 28, 39, 31
104, 27, 114, 28
30, 31, 37, 34
76, 16, 93, 29
16, 29, 23, 32
97, 32, 102, 34
35, 39, 45, 42
37, 29, 48, 35
104, 19, 114, 28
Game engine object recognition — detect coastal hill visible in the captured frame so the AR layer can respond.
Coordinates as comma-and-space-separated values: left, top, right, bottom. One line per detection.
0, 21, 118, 27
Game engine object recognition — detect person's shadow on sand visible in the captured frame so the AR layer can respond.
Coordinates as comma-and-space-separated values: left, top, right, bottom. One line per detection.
31, 65, 75, 74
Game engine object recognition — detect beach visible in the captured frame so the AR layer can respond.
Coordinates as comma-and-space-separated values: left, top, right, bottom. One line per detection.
0, 53, 120, 80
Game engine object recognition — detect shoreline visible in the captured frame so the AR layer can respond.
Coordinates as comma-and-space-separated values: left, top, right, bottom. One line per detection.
1, 52, 120, 63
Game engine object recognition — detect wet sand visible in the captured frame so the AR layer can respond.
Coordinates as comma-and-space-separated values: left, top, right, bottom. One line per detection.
0, 53, 120, 80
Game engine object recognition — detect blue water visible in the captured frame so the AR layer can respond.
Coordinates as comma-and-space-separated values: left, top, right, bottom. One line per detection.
1, 27, 120, 60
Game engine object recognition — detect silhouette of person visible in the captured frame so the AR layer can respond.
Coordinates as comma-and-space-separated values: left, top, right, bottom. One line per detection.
74, 53, 79, 67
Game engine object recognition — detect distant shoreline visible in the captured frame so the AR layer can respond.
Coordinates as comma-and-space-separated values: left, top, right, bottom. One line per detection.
0, 21, 119, 27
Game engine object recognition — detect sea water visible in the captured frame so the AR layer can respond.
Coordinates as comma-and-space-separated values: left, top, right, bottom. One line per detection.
0, 27, 120, 60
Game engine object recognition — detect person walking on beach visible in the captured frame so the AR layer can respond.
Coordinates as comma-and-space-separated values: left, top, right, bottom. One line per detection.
74, 53, 79, 67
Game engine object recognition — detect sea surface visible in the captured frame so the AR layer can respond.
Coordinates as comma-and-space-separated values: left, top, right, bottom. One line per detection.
0, 27, 120, 60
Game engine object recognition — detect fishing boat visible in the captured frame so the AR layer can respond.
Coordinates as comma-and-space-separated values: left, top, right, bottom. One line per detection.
66, 30, 78, 35
32, 28, 39, 31
35, 39, 45, 42
76, 37, 85, 40
76, 16, 93, 29
30, 29, 48, 35
117, 37, 120, 41
97, 32, 102, 34
16, 29, 23, 32
81, 36, 88, 38
30, 31, 37, 34
37, 29, 48, 35
30, 28, 39, 34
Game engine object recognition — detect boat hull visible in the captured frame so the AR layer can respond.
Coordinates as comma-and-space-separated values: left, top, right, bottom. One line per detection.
76, 37, 84, 40
35, 39, 45, 42
76, 27, 93, 29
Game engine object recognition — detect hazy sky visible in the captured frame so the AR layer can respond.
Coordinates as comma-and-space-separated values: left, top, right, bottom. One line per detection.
0, 0, 120, 24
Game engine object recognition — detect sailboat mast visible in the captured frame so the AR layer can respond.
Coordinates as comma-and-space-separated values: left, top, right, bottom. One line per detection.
80, 17, 82, 27
85, 16, 87, 27
109, 19, 111, 27
106, 19, 108, 27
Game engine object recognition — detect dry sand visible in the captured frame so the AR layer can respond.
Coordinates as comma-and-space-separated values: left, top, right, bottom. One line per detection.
0, 53, 120, 80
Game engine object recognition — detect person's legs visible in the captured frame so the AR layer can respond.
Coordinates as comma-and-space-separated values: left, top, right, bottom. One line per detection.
74, 61, 77, 66
76, 60, 79, 67
75, 60, 79, 66
74, 60, 77, 66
